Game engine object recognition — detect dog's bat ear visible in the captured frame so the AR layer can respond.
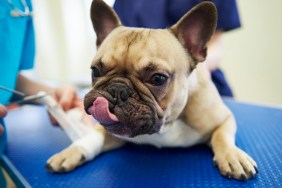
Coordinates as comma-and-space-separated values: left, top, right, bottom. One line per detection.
90, 0, 122, 47
170, 2, 217, 68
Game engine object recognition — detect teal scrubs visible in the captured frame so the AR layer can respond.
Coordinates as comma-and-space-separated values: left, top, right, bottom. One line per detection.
0, 0, 35, 186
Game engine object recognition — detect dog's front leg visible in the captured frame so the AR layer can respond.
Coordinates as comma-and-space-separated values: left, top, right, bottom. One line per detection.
211, 114, 258, 180
46, 126, 125, 173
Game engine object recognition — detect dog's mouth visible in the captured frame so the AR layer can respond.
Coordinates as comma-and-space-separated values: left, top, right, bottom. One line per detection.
87, 97, 119, 125
87, 97, 134, 137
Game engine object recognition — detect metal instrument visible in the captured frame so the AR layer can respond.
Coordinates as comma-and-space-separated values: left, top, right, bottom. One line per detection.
0, 85, 92, 141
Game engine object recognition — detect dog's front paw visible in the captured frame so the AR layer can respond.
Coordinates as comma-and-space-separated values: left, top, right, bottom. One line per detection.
213, 146, 258, 181
46, 146, 86, 173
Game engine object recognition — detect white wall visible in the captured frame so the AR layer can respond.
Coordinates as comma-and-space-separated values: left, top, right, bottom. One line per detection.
221, 0, 282, 106
32, 0, 282, 106
32, 0, 96, 85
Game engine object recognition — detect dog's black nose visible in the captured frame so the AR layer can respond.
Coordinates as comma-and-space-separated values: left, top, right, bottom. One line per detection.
107, 83, 131, 102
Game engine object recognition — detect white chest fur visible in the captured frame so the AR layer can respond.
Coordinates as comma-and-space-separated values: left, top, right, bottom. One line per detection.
121, 120, 204, 148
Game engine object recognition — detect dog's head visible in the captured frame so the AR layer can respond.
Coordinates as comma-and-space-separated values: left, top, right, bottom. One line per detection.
84, 0, 217, 137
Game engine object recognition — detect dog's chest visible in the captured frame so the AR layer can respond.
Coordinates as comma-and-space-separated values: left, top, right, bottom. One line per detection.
122, 120, 204, 148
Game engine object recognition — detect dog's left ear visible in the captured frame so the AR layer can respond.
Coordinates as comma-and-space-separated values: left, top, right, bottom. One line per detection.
170, 2, 217, 68
90, 0, 122, 47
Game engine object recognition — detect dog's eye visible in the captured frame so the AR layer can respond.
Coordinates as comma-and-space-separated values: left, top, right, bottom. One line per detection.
150, 74, 168, 86
91, 67, 101, 77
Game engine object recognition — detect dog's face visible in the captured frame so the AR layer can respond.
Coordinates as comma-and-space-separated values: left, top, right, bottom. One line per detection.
84, 0, 217, 137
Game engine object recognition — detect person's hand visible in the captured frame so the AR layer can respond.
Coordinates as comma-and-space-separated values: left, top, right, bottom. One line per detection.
52, 85, 82, 111
50, 85, 83, 125
0, 104, 8, 136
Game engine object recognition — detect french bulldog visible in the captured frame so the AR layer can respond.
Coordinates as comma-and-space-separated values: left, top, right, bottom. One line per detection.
46, 0, 258, 180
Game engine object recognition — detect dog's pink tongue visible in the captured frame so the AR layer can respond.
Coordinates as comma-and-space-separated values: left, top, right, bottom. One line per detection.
89, 97, 119, 125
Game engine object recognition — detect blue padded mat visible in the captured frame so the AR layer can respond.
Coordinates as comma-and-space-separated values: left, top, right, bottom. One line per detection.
4, 99, 282, 187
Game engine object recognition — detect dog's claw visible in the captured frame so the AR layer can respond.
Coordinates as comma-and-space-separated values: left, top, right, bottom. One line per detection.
45, 163, 54, 173
254, 166, 259, 174
80, 155, 86, 162
59, 166, 67, 173
249, 171, 255, 179
213, 160, 218, 167
240, 174, 248, 181
225, 172, 232, 179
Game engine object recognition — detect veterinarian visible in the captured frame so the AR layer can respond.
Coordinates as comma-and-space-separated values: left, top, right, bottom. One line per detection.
113, 0, 241, 97
0, 0, 82, 186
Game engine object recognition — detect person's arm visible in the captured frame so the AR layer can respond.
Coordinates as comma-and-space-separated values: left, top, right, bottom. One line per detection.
16, 73, 81, 111
204, 30, 223, 72
16, 74, 55, 96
